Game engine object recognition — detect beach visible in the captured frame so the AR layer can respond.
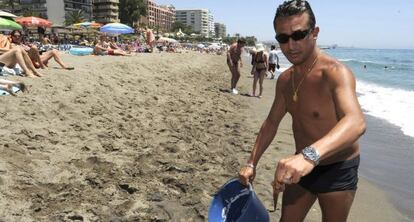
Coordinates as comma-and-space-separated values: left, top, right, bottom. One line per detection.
0, 52, 408, 221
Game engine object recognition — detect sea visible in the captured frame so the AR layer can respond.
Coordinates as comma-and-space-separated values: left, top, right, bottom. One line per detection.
275, 48, 414, 221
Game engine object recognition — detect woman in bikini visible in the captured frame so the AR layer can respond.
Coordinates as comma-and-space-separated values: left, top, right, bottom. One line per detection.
251, 44, 268, 98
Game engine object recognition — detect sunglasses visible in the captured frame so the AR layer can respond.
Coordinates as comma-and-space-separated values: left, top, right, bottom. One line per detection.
275, 28, 313, 44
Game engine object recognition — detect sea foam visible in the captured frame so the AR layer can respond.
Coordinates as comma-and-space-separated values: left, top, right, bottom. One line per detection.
357, 80, 414, 138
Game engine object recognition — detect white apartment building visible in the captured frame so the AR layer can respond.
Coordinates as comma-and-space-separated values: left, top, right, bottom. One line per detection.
20, 0, 93, 26
176, 9, 214, 37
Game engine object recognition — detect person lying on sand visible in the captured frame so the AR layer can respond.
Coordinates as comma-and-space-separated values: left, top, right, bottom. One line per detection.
0, 78, 27, 96
94, 35, 128, 56
0, 47, 42, 78
0, 35, 43, 77
10, 31, 74, 70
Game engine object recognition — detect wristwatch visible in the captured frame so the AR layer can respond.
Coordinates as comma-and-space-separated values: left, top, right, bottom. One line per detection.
301, 146, 320, 165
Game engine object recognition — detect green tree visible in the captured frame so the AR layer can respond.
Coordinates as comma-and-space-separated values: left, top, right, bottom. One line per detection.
22, 9, 42, 18
171, 22, 192, 34
119, 0, 147, 27
65, 9, 85, 26
0, 0, 18, 12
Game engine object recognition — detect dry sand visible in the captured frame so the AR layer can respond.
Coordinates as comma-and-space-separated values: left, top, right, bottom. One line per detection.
0, 52, 406, 221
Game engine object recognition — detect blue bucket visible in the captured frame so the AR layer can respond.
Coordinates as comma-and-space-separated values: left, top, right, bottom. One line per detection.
208, 178, 269, 222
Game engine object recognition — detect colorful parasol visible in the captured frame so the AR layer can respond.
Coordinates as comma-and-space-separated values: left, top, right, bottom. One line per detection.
16, 16, 52, 27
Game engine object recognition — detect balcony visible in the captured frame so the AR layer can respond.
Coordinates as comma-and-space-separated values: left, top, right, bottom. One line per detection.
94, 11, 118, 17
95, 5, 118, 10
21, 0, 46, 4
93, 0, 119, 4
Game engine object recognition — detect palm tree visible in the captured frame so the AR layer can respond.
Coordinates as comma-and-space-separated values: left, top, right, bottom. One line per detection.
0, 0, 18, 12
119, 0, 147, 27
65, 9, 85, 26
22, 9, 42, 18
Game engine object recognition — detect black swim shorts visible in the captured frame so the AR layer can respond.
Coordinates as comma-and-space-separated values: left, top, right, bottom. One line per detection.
299, 155, 360, 194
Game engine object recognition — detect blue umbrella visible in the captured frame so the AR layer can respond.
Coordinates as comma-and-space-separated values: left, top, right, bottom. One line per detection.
100, 23, 134, 34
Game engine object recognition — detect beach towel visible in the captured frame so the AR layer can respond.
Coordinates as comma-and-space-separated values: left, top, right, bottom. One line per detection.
0, 86, 20, 96
0, 64, 23, 76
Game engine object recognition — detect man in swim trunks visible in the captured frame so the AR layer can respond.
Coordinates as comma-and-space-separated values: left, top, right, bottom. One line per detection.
226, 38, 246, 94
94, 35, 128, 56
239, 1, 366, 221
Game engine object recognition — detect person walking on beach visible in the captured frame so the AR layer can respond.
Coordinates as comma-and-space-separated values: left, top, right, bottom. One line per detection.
251, 44, 268, 98
227, 38, 246, 94
268, 45, 280, 79
239, 1, 366, 221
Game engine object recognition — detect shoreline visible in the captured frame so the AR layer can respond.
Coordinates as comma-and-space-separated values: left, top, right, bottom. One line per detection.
359, 114, 414, 221
0, 53, 409, 221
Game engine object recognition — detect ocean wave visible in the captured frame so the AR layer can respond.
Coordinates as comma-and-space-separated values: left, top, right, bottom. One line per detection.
357, 80, 414, 138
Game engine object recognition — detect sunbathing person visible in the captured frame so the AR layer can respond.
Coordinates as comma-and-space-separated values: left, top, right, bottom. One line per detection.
94, 36, 128, 56
10, 31, 74, 70
0, 78, 27, 96
0, 48, 41, 78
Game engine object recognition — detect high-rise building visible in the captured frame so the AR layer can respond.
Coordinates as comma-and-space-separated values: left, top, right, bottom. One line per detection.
176, 9, 214, 37
140, 0, 175, 31
93, 0, 119, 24
214, 22, 226, 38
208, 13, 215, 38
20, 0, 93, 26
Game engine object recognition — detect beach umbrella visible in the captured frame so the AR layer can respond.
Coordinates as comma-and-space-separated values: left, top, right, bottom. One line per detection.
100, 23, 134, 34
0, 17, 22, 30
73, 21, 102, 29
0, 10, 17, 18
156, 37, 178, 43
16, 16, 52, 27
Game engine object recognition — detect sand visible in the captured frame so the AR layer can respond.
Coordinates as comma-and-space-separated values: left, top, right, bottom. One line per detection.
0, 52, 406, 221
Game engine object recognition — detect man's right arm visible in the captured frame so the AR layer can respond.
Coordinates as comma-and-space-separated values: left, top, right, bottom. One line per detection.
247, 75, 287, 166
239, 75, 288, 185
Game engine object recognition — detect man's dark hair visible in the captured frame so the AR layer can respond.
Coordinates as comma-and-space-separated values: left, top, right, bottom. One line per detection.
273, 0, 316, 30
10, 30, 22, 36
237, 38, 246, 44
271, 45, 276, 50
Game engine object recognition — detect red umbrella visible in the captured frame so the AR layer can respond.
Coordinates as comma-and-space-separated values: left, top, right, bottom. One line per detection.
16, 16, 52, 27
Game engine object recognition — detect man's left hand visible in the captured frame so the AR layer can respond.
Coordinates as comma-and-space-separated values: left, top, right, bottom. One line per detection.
274, 154, 315, 184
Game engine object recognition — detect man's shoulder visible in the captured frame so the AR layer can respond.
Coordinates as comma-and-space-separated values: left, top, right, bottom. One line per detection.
320, 53, 354, 80
277, 68, 292, 83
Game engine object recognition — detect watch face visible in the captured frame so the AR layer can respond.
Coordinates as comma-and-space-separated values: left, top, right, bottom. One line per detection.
303, 147, 320, 164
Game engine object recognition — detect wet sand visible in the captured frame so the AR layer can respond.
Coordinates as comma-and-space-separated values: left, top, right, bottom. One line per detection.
0, 52, 407, 221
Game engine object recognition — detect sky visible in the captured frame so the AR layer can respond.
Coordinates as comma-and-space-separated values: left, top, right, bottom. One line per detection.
155, 0, 414, 49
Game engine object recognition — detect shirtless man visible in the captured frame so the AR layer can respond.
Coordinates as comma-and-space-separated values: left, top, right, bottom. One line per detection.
226, 38, 246, 94
94, 35, 128, 56
239, 1, 366, 221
